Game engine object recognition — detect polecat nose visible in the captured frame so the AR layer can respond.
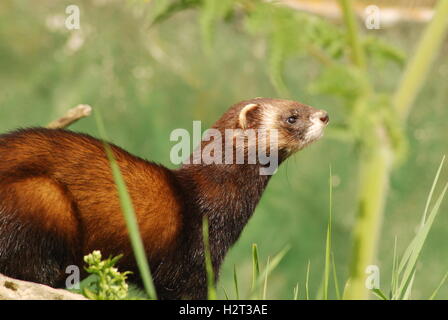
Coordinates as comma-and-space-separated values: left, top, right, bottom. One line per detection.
312, 110, 329, 125
319, 112, 329, 124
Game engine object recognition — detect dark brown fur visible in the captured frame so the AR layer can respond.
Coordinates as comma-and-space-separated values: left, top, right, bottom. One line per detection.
0, 98, 327, 299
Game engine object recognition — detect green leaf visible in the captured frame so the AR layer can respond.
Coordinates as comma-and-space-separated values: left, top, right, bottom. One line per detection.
308, 63, 368, 102
402, 272, 415, 300
151, 0, 202, 26
390, 236, 398, 299
323, 166, 333, 300
199, 0, 235, 51
81, 251, 132, 300
251, 243, 260, 296
396, 181, 448, 299
82, 287, 98, 300
262, 256, 270, 300
332, 253, 341, 300
429, 270, 448, 300
421, 155, 446, 227
371, 288, 388, 300
233, 264, 240, 300
249, 246, 290, 299
221, 285, 230, 300
305, 260, 311, 300
364, 36, 406, 67
293, 283, 299, 300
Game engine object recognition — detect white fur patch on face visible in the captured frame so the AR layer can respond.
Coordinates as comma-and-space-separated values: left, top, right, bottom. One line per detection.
260, 106, 279, 130
303, 113, 326, 146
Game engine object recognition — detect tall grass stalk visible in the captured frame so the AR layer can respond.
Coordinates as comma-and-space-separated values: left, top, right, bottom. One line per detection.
262, 257, 270, 300
233, 265, 240, 300
251, 243, 260, 296
394, 170, 448, 299
362, 156, 447, 300
323, 166, 333, 299
94, 109, 157, 300
390, 236, 398, 296
249, 246, 290, 299
305, 260, 310, 300
202, 217, 217, 300
332, 253, 341, 300
293, 283, 299, 300
429, 270, 448, 300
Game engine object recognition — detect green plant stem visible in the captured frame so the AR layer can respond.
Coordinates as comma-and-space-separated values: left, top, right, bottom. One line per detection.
202, 217, 217, 300
343, 132, 393, 299
338, 0, 388, 300
323, 167, 333, 300
343, 0, 448, 300
393, 0, 448, 120
338, 0, 366, 70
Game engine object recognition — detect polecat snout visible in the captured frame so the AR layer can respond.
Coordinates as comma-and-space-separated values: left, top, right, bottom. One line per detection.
0, 98, 328, 299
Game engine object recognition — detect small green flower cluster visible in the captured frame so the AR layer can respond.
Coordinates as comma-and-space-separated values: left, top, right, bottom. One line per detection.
82, 250, 132, 300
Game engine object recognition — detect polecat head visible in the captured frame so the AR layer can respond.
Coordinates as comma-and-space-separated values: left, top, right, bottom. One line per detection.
213, 97, 329, 159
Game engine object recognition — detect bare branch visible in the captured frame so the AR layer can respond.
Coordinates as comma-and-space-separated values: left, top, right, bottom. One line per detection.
47, 104, 92, 129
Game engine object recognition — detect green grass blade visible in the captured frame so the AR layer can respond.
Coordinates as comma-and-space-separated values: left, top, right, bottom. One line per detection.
305, 260, 311, 300
397, 182, 448, 299
251, 243, 260, 298
221, 285, 230, 300
293, 283, 299, 300
420, 155, 445, 227
396, 237, 417, 284
94, 110, 157, 300
429, 269, 448, 300
398, 156, 445, 276
402, 272, 415, 300
390, 236, 398, 299
323, 166, 333, 300
331, 252, 341, 300
202, 217, 217, 300
371, 288, 388, 300
249, 246, 290, 299
262, 256, 270, 300
233, 264, 240, 300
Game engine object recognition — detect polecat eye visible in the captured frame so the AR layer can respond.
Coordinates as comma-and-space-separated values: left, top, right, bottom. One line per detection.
286, 116, 297, 124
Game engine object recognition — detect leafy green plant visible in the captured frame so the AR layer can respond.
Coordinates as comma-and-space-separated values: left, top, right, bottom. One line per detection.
80, 251, 131, 300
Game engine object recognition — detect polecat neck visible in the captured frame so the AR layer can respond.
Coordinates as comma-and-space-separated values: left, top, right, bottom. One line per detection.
175, 162, 271, 268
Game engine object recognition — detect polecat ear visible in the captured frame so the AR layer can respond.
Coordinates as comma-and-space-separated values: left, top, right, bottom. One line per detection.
238, 103, 259, 129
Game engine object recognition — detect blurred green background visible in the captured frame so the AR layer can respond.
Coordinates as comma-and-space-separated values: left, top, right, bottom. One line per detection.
0, 0, 447, 299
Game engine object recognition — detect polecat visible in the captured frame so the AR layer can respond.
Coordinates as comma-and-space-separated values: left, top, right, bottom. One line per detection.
0, 98, 328, 299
